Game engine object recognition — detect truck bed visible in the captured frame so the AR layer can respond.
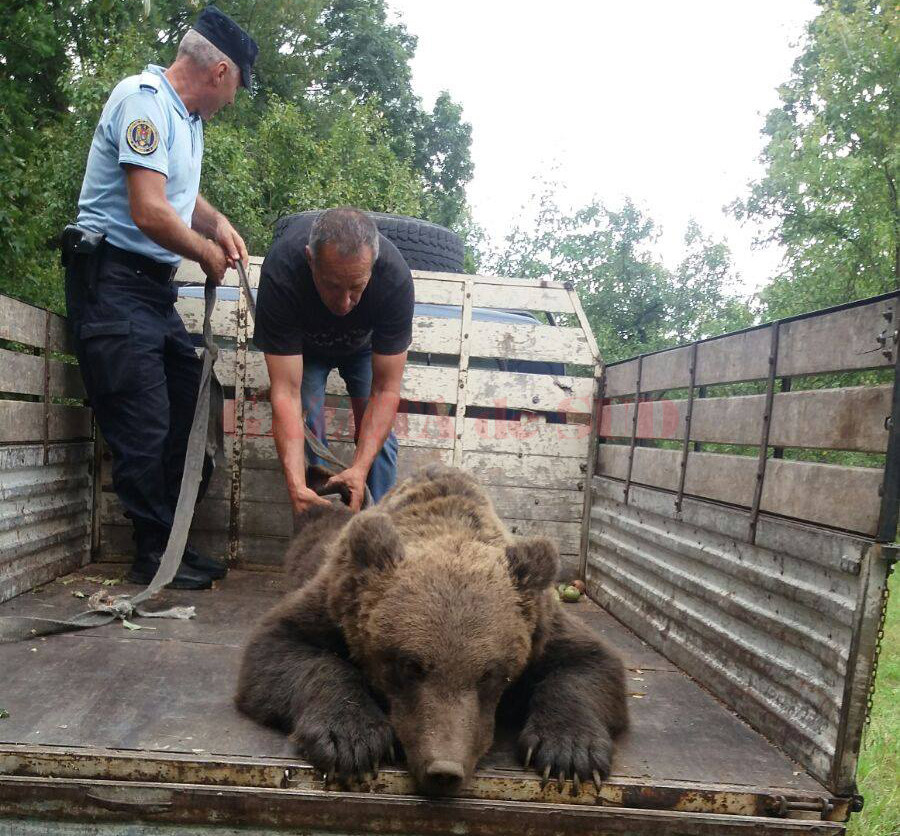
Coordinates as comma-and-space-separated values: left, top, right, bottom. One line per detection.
0, 564, 831, 807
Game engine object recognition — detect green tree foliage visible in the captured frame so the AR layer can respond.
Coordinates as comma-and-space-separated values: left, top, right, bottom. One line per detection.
733, 0, 898, 318
0, 0, 472, 311
486, 188, 753, 363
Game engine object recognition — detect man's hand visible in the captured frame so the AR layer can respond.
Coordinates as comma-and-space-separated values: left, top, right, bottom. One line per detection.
325, 466, 368, 512
291, 484, 332, 515
200, 240, 229, 285
214, 214, 249, 269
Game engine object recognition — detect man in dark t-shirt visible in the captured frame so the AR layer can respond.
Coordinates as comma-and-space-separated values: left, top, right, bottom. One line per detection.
253, 208, 414, 511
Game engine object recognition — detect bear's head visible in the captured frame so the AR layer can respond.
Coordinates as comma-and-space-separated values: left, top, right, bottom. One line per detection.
327, 509, 559, 796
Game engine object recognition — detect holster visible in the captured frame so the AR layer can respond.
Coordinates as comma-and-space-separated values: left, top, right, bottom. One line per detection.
61, 224, 106, 300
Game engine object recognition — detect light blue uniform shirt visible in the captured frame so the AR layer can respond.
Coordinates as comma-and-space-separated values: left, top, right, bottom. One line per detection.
76, 64, 204, 266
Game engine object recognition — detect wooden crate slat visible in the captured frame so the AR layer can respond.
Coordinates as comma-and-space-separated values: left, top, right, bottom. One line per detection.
175, 297, 238, 338
410, 316, 462, 354
605, 297, 898, 397
462, 416, 590, 458
459, 451, 586, 489
235, 352, 460, 405
0, 295, 69, 353
502, 518, 580, 554
175, 257, 264, 288
472, 284, 575, 314
233, 401, 456, 449
0, 401, 92, 443
601, 385, 892, 453
471, 321, 594, 365
597, 445, 882, 535
413, 278, 465, 305
101, 492, 229, 532
0, 349, 86, 400
412, 270, 569, 290
468, 369, 593, 414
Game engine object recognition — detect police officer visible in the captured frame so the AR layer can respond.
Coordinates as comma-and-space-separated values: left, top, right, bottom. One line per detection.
63, 7, 258, 589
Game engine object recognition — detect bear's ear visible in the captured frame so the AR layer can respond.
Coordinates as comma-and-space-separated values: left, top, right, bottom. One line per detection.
345, 511, 404, 572
505, 537, 559, 594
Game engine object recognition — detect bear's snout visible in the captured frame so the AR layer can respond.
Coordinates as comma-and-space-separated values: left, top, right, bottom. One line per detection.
423, 760, 466, 795
393, 686, 492, 796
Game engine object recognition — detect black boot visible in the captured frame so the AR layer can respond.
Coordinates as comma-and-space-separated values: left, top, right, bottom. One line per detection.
128, 550, 213, 590
183, 544, 228, 580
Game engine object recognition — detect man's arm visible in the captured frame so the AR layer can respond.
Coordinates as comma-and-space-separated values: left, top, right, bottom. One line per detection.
265, 353, 330, 514
125, 166, 227, 283
327, 351, 406, 511
192, 194, 249, 269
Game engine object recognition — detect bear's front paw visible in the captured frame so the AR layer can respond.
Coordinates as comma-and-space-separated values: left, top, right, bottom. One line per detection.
519, 714, 613, 794
292, 707, 397, 783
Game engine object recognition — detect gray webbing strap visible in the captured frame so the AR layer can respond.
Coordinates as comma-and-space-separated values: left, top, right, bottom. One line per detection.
234, 261, 372, 508
0, 280, 223, 643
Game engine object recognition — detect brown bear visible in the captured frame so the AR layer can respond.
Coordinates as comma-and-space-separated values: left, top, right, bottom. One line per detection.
235, 464, 627, 796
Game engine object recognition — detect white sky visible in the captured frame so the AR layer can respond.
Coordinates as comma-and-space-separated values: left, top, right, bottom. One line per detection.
387, 0, 818, 295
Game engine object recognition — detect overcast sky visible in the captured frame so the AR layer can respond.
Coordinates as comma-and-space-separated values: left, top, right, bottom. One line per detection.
386, 0, 818, 295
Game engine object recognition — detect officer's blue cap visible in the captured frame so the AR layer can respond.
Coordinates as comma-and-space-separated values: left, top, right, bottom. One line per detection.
193, 5, 258, 89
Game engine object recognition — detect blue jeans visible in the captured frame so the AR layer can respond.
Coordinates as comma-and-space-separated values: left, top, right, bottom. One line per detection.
301, 350, 398, 502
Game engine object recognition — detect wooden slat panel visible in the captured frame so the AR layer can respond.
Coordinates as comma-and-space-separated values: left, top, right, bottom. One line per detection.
235, 356, 590, 416
460, 451, 584, 489
0, 349, 85, 399
463, 416, 590, 457
471, 321, 594, 365
0, 401, 92, 443
236, 352, 460, 405
0, 295, 69, 352
605, 297, 898, 397
174, 297, 237, 338
238, 436, 452, 474
238, 472, 579, 525
503, 519, 580, 554
410, 316, 462, 354
778, 297, 897, 377
99, 525, 227, 563
472, 284, 575, 314
235, 523, 577, 568
412, 317, 594, 364
233, 401, 456, 449
601, 385, 892, 452
468, 369, 593, 414
101, 493, 229, 533
174, 257, 264, 288
412, 270, 568, 290
597, 445, 882, 534
413, 278, 465, 305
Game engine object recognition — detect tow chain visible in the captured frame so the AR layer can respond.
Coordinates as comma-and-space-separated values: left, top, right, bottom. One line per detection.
863, 560, 894, 737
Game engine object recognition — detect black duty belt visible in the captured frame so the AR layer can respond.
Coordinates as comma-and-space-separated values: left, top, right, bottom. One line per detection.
102, 242, 177, 284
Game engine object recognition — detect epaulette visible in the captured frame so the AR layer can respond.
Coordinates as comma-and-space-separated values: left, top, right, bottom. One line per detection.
137, 71, 161, 93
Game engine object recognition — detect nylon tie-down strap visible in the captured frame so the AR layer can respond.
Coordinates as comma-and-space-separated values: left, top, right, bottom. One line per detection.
0, 280, 224, 643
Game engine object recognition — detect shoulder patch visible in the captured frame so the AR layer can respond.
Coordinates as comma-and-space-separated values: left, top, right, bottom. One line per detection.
126, 118, 159, 155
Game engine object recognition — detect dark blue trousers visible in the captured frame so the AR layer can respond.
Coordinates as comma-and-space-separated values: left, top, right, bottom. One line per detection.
65, 256, 210, 555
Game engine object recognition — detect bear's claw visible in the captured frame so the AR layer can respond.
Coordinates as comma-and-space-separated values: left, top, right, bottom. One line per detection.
292, 708, 396, 784
519, 717, 613, 795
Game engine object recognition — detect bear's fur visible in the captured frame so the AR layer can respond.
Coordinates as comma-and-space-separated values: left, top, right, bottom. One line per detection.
235, 465, 627, 796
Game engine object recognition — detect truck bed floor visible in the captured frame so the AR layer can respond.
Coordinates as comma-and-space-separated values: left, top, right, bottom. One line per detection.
0, 564, 827, 795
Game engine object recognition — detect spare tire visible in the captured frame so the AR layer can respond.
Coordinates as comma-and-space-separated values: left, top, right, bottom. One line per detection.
273, 211, 465, 274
